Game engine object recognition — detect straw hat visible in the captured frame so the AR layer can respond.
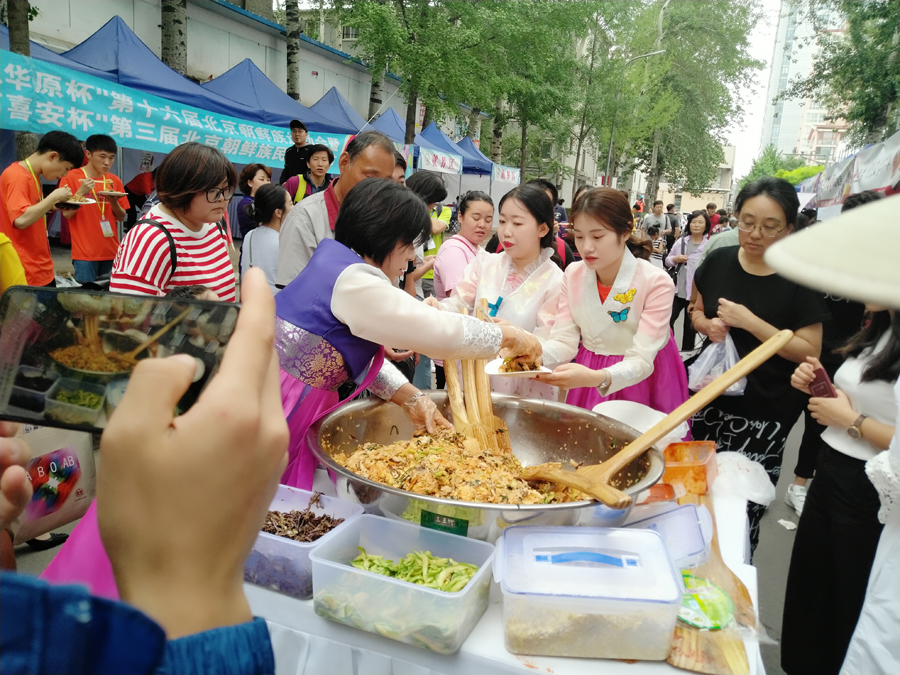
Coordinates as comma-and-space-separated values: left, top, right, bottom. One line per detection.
765, 194, 900, 309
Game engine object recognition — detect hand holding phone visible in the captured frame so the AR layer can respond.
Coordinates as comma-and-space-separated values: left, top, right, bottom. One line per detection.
809, 366, 837, 398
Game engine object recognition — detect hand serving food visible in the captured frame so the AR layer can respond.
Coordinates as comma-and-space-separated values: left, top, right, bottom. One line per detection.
498, 326, 543, 367
402, 392, 453, 434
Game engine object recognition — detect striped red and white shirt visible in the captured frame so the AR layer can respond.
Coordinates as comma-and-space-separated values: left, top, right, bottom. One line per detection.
110, 205, 236, 301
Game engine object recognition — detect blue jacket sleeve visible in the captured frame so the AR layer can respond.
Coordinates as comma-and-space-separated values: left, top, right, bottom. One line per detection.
157, 617, 274, 675
1, 572, 165, 675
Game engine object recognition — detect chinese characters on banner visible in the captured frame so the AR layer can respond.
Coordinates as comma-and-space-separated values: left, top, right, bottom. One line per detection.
0, 50, 349, 172
417, 147, 462, 175
491, 163, 520, 185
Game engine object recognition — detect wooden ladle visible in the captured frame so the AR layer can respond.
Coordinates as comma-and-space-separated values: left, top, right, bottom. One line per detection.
524, 329, 795, 508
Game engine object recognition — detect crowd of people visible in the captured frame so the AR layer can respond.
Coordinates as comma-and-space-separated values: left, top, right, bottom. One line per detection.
0, 124, 897, 675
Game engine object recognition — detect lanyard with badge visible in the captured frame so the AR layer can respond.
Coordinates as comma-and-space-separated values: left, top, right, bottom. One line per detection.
23, 158, 47, 229
83, 168, 115, 237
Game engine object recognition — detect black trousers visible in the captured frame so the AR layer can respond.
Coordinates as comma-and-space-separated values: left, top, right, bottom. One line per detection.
793, 359, 842, 479
670, 295, 696, 351
434, 365, 447, 390
781, 445, 884, 675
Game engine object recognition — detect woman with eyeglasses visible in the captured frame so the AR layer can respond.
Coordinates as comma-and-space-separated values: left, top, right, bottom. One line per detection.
111, 143, 237, 301
689, 176, 830, 556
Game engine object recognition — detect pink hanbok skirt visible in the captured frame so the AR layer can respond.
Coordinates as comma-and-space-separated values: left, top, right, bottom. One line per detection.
565, 335, 689, 416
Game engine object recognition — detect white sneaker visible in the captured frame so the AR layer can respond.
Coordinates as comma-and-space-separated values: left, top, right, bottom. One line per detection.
784, 484, 807, 517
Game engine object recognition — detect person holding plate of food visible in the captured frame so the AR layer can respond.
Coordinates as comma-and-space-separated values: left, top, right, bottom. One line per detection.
535, 187, 689, 415
275, 178, 542, 490
436, 184, 563, 400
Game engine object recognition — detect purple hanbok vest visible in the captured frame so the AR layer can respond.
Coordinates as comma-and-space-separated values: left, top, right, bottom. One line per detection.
275, 239, 380, 391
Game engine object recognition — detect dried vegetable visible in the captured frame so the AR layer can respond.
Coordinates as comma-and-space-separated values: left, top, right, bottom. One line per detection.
261, 492, 344, 542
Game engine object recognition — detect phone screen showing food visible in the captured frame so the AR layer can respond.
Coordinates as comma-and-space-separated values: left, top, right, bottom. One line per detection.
809, 367, 837, 398
0, 287, 238, 432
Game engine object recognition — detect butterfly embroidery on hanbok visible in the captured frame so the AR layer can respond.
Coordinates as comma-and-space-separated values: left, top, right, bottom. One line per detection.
614, 288, 637, 304
608, 308, 630, 323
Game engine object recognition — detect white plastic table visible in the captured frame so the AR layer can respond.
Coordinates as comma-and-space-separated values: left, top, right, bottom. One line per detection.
248, 481, 765, 675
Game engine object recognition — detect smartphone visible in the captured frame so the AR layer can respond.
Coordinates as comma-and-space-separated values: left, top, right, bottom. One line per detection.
809, 366, 837, 398
0, 287, 238, 432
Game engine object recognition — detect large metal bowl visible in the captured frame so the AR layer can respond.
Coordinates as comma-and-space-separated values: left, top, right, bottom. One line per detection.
308, 392, 663, 528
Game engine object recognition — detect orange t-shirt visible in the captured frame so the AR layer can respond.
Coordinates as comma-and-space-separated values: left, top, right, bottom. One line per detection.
61, 169, 129, 261
0, 162, 54, 286
597, 281, 613, 303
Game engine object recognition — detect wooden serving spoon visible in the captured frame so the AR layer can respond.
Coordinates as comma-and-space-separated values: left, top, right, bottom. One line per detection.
524, 329, 795, 508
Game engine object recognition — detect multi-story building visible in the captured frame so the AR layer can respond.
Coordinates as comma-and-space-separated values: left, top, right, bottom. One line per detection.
759, 0, 848, 161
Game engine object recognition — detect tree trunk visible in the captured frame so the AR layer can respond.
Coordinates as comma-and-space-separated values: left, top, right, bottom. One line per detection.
490, 99, 504, 163
644, 0, 669, 197
573, 32, 599, 202
285, 0, 301, 101
466, 108, 481, 139
421, 105, 433, 131
645, 129, 662, 202
368, 73, 384, 120
404, 86, 418, 145
519, 119, 528, 175
8, 0, 37, 159
161, 0, 187, 76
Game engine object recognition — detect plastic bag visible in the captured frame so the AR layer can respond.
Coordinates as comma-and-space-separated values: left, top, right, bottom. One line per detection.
714, 452, 776, 507
688, 334, 746, 396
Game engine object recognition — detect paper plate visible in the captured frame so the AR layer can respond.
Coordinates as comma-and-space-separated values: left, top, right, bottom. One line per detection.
58, 198, 96, 207
97, 191, 127, 198
484, 357, 550, 378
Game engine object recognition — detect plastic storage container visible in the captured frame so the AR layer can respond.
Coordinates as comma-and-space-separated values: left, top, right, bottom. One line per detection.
496, 526, 683, 660
9, 366, 59, 414
244, 485, 363, 600
379, 494, 492, 541
44, 378, 106, 426
625, 503, 710, 569
663, 441, 718, 494
310, 514, 495, 654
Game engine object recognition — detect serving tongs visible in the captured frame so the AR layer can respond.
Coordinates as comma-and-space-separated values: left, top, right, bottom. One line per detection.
522, 330, 795, 509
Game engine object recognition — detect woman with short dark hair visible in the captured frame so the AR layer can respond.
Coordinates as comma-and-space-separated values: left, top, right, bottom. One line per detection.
240, 184, 291, 294
111, 143, 237, 301
690, 176, 830, 555
275, 178, 543, 489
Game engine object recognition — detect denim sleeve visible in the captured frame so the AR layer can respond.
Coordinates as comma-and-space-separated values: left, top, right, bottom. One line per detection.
157, 617, 273, 675
1, 572, 165, 675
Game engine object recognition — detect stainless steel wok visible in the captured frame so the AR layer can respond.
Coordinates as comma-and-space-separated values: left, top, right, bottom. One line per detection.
307, 392, 663, 528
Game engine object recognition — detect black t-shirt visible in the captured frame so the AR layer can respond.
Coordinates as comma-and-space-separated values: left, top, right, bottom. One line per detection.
820, 294, 866, 367
279, 144, 313, 184
694, 247, 831, 420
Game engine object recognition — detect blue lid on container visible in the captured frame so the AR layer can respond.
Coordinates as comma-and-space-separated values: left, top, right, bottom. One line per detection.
497, 526, 682, 604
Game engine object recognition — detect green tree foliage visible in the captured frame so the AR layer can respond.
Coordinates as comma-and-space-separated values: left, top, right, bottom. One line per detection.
629, 0, 764, 197
775, 165, 824, 185
738, 144, 807, 188
779, 0, 900, 146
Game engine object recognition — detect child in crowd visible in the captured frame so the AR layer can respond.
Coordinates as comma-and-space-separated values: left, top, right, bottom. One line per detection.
0, 131, 84, 286
647, 225, 666, 269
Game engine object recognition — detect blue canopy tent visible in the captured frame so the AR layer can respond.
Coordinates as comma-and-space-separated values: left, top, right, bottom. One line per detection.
60, 16, 261, 122
366, 107, 408, 143
201, 59, 354, 134
457, 135, 492, 165
419, 122, 491, 174
309, 86, 367, 133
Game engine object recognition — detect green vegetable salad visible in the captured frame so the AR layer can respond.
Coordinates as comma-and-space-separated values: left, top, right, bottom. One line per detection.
351, 547, 478, 593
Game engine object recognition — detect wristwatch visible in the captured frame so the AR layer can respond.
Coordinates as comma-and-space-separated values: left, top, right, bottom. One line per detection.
847, 414, 868, 440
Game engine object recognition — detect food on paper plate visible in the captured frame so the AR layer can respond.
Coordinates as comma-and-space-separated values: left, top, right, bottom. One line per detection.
497, 356, 542, 373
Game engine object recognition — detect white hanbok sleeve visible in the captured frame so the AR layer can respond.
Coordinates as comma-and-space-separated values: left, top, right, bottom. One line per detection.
331, 264, 501, 360
439, 252, 482, 314
533, 274, 562, 341
604, 270, 675, 395
540, 270, 581, 368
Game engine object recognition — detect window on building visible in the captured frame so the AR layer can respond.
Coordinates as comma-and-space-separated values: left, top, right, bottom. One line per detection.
807, 112, 825, 123
342, 26, 359, 39
815, 146, 834, 159
540, 141, 553, 161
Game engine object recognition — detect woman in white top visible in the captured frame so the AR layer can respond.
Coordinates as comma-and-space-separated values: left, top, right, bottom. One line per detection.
240, 183, 291, 294
782, 309, 898, 675
438, 184, 563, 400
